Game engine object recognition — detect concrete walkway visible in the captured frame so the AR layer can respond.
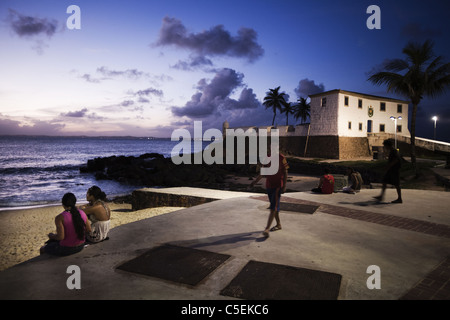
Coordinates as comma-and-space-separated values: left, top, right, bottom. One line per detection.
0, 187, 449, 300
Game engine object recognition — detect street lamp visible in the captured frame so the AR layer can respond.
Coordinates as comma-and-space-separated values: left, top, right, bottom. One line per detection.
432, 116, 438, 140
390, 116, 402, 150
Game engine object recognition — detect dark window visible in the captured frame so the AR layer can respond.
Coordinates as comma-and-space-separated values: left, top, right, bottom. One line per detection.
348, 121, 352, 129
380, 102, 386, 112
359, 123, 363, 131
321, 97, 327, 107
344, 96, 349, 106
358, 99, 362, 109
397, 104, 402, 113
397, 125, 402, 133
379, 124, 385, 132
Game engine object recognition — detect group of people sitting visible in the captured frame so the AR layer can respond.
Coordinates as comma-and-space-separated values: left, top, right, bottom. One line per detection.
311, 167, 364, 195
40, 186, 111, 257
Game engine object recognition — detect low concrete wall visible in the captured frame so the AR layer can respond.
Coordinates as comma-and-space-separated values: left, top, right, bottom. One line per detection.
132, 189, 217, 210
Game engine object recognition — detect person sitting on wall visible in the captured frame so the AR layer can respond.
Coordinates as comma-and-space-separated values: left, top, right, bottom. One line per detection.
311, 168, 335, 194
343, 167, 364, 194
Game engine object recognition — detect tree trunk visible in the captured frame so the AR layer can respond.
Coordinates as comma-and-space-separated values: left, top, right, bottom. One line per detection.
410, 103, 418, 177
272, 111, 276, 126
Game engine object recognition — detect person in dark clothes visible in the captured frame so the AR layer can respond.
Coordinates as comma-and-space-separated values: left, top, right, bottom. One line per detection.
374, 139, 402, 203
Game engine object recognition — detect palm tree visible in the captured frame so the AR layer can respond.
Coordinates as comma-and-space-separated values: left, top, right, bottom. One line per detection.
368, 40, 450, 176
263, 86, 287, 126
281, 100, 294, 125
293, 97, 311, 124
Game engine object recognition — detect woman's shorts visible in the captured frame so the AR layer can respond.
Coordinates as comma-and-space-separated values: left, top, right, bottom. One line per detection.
43, 240, 85, 256
267, 188, 281, 211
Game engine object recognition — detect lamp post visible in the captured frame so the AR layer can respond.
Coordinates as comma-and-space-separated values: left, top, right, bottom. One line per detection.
390, 116, 402, 150
432, 116, 438, 140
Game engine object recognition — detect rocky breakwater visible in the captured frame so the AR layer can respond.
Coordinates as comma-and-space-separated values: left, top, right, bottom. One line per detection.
79, 153, 259, 190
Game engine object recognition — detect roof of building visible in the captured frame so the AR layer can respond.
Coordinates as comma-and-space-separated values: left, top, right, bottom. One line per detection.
309, 89, 410, 104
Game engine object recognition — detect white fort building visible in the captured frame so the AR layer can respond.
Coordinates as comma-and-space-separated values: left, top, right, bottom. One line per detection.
226, 89, 411, 159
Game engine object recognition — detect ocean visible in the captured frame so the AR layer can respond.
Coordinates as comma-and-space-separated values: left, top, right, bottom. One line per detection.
0, 135, 209, 210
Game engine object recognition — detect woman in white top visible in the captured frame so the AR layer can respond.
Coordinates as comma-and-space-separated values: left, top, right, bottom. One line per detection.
79, 186, 111, 243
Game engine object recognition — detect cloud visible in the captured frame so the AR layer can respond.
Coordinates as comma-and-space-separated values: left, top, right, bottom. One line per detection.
96, 66, 145, 79
7, 9, 59, 53
80, 74, 100, 83
172, 68, 262, 118
134, 88, 163, 98
171, 55, 214, 71
155, 16, 264, 67
79, 66, 170, 86
7, 9, 58, 38
61, 108, 88, 118
294, 78, 325, 98
0, 116, 64, 135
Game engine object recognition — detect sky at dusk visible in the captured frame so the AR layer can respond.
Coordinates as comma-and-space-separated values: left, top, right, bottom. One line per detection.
1, 0, 449, 141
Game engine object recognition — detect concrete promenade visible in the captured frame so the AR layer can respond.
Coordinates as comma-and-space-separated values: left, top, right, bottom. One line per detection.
0, 187, 449, 301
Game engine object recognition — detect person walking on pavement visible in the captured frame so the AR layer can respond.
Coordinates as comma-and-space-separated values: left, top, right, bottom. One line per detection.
374, 139, 403, 203
250, 151, 289, 238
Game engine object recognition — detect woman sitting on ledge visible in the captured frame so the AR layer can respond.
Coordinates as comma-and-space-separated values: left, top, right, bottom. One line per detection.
79, 186, 111, 243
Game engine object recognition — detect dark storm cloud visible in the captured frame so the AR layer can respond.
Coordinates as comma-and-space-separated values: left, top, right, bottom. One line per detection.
156, 17, 264, 65
222, 88, 260, 110
171, 68, 260, 118
7, 9, 58, 38
294, 78, 325, 98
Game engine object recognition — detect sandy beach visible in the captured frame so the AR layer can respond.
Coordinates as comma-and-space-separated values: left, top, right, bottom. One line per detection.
0, 203, 185, 272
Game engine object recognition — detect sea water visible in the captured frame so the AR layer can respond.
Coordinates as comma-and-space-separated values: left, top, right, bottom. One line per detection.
0, 136, 208, 210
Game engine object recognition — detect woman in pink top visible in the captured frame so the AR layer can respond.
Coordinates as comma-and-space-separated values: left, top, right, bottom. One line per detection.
40, 193, 91, 256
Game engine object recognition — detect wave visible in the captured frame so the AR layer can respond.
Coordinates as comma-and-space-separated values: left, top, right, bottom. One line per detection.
0, 164, 81, 175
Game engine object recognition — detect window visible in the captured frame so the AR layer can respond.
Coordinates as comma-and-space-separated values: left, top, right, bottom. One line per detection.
344, 96, 349, 106
348, 121, 352, 129
379, 124, 385, 132
397, 104, 402, 113
359, 122, 363, 131
397, 125, 402, 133
321, 97, 327, 107
380, 102, 386, 112
358, 99, 363, 109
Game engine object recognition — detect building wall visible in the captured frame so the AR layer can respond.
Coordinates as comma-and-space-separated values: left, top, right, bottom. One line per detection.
309, 90, 410, 138
309, 93, 339, 136
336, 91, 410, 138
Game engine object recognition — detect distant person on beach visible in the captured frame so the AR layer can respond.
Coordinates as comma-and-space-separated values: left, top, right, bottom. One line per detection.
311, 168, 335, 194
40, 193, 91, 256
343, 167, 363, 194
250, 150, 289, 238
374, 139, 403, 203
79, 186, 111, 243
